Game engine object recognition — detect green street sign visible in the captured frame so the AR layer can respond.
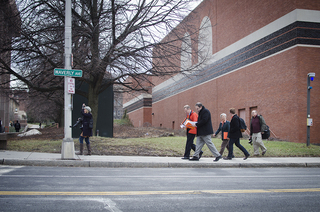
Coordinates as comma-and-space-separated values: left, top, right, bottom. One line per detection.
54, 68, 82, 77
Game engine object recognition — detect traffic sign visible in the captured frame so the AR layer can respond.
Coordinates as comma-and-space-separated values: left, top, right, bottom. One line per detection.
54, 68, 82, 77
67, 78, 75, 94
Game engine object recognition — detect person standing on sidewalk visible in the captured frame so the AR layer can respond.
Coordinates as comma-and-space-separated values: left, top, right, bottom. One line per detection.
224, 108, 250, 160
181, 105, 203, 160
76, 104, 93, 155
250, 110, 267, 156
189, 102, 222, 162
14, 120, 21, 132
213, 113, 233, 157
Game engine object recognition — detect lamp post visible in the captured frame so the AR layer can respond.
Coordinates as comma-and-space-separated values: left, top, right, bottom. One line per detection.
307, 73, 315, 146
61, 0, 75, 159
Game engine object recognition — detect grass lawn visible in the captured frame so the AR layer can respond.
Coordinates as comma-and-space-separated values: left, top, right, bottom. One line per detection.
6, 136, 320, 157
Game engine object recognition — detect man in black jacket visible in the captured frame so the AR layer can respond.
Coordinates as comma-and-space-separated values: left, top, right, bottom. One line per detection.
189, 102, 222, 162
14, 120, 21, 132
224, 108, 250, 160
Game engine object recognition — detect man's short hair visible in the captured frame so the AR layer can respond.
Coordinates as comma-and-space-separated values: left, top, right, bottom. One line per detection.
184, 105, 190, 109
229, 108, 236, 114
195, 102, 203, 107
220, 113, 227, 118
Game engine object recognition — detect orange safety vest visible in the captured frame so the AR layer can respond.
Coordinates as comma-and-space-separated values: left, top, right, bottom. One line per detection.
187, 111, 198, 135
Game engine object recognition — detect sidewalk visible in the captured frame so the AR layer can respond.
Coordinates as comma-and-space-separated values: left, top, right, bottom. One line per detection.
1, 151, 320, 168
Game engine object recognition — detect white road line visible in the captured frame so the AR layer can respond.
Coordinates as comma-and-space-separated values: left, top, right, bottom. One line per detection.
0, 166, 24, 176
102, 198, 123, 212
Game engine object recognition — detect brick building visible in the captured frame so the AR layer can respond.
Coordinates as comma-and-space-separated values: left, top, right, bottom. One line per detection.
123, 76, 153, 127
0, 0, 21, 132
123, 0, 320, 144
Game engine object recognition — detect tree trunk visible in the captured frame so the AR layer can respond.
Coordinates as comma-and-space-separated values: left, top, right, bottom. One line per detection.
58, 107, 64, 128
87, 84, 99, 136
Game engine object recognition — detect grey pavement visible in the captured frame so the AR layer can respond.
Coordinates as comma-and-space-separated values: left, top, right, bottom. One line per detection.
1, 151, 320, 168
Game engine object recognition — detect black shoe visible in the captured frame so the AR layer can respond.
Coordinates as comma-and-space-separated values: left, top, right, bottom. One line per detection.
181, 157, 189, 160
262, 150, 267, 156
223, 157, 232, 160
213, 155, 222, 162
244, 154, 250, 160
189, 156, 199, 161
199, 151, 203, 159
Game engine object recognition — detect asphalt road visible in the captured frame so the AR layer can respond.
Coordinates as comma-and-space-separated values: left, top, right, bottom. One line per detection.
1, 166, 320, 212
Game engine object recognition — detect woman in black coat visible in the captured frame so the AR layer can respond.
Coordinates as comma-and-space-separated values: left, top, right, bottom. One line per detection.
76, 104, 93, 155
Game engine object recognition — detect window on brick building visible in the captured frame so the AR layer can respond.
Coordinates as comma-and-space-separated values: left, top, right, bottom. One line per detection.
198, 16, 212, 63
181, 32, 192, 71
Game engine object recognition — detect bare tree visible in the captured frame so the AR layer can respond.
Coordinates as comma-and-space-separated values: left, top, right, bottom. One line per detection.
26, 89, 64, 124
1, 0, 207, 133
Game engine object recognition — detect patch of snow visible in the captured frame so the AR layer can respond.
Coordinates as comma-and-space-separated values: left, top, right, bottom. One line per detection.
17, 129, 42, 137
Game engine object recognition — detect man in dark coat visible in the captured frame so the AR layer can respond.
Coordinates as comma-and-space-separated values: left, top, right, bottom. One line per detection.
14, 120, 21, 132
224, 108, 250, 160
189, 102, 222, 162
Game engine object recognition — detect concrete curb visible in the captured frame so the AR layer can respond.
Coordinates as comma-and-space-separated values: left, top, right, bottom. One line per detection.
2, 159, 89, 167
2, 158, 320, 168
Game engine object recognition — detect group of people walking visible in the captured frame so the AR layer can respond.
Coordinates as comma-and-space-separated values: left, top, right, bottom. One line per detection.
181, 102, 268, 162
73, 101, 268, 159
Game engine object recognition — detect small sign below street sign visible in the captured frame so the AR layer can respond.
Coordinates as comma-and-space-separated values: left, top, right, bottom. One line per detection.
307, 118, 313, 126
54, 68, 82, 77
67, 78, 75, 94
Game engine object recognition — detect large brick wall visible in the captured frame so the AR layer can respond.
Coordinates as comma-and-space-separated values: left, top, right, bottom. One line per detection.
125, 0, 320, 143
152, 46, 320, 143
151, 0, 320, 87
126, 107, 152, 128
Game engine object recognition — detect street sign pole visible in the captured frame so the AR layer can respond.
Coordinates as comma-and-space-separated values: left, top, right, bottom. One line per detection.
61, 0, 75, 159
306, 73, 315, 146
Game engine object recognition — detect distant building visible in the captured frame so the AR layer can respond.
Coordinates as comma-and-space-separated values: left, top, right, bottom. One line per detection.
0, 0, 21, 132
113, 85, 124, 119
9, 90, 28, 129
123, 76, 152, 127
124, 0, 320, 144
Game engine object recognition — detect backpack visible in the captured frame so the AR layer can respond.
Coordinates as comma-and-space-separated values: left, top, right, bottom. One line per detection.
239, 117, 247, 132
262, 125, 270, 139
258, 115, 270, 139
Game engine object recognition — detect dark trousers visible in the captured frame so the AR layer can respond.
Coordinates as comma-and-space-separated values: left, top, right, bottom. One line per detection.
79, 136, 90, 144
184, 133, 196, 157
227, 138, 249, 158
219, 139, 231, 156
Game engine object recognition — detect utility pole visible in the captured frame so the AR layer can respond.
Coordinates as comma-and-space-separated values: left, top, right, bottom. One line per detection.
61, 0, 75, 159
